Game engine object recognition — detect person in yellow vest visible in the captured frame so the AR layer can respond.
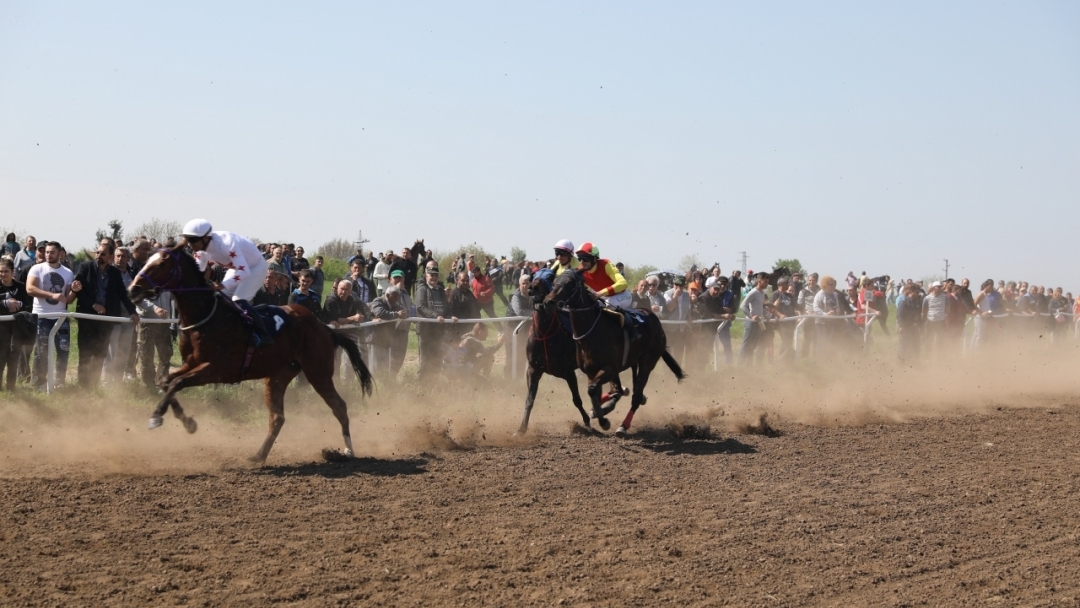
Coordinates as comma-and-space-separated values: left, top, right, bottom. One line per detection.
575, 242, 631, 309
550, 239, 576, 276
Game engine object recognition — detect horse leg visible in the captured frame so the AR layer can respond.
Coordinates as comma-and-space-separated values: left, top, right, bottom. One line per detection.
310, 375, 353, 457
148, 362, 210, 430
616, 362, 655, 438
251, 371, 296, 464
566, 374, 590, 429
596, 373, 623, 418
516, 365, 543, 435
586, 369, 616, 431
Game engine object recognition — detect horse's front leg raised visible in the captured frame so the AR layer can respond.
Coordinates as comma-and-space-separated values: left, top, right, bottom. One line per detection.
148, 362, 210, 432
586, 368, 619, 431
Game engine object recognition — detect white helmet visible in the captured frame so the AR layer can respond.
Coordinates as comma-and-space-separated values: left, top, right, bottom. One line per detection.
181, 218, 213, 239
553, 239, 575, 255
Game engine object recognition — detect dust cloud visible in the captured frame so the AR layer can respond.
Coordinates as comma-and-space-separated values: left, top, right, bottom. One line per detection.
2, 339, 1078, 476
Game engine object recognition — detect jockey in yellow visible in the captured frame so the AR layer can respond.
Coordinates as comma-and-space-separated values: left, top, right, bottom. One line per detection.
550, 239, 576, 276
575, 242, 631, 309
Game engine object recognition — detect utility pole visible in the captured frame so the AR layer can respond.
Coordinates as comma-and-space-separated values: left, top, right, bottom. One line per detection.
943, 259, 950, 280
354, 230, 370, 254
737, 251, 748, 275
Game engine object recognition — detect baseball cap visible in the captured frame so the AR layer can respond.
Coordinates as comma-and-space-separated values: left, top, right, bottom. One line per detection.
705, 277, 718, 289
390, 270, 405, 279
672, 275, 686, 286
931, 281, 942, 288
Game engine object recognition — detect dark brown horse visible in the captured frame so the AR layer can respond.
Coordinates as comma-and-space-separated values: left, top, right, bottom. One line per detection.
517, 270, 589, 434
128, 246, 373, 463
546, 270, 686, 437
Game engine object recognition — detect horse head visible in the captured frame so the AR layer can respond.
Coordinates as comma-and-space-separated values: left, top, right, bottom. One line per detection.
768, 266, 792, 289
546, 270, 594, 310
529, 269, 556, 307
128, 245, 203, 302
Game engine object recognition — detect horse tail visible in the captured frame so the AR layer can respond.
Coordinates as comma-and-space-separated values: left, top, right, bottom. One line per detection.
329, 329, 374, 396
661, 348, 687, 382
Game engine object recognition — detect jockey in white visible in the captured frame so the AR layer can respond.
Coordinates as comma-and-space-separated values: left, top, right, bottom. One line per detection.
180, 218, 274, 345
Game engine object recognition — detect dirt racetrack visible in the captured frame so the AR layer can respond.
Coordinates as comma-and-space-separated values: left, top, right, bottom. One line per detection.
3, 348, 1080, 606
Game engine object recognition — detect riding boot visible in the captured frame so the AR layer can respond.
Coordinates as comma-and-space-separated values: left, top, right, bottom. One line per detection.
236, 299, 274, 346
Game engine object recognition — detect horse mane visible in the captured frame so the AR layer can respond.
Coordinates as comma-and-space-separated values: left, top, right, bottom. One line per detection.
171, 244, 210, 289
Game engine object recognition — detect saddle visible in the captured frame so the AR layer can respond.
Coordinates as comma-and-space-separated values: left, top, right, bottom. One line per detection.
601, 306, 648, 331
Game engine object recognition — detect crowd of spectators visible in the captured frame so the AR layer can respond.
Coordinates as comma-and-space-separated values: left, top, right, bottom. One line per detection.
2, 229, 1078, 393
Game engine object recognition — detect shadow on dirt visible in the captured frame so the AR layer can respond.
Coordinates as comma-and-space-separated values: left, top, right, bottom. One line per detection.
632, 427, 757, 456
254, 456, 429, 479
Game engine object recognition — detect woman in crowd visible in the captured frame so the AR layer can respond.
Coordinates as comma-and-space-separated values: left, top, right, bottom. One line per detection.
2, 233, 19, 257
0, 258, 30, 390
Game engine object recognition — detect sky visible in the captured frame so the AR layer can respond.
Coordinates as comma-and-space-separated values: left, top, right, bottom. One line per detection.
1, 1, 1078, 285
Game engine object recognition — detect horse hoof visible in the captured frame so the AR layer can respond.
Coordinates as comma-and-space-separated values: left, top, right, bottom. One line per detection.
247, 454, 267, 465
513, 428, 527, 437
147, 417, 163, 430
183, 417, 198, 434
598, 417, 611, 431
615, 426, 628, 438
343, 448, 354, 458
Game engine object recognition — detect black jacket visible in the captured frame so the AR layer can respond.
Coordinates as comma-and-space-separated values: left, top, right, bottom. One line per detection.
74, 262, 137, 317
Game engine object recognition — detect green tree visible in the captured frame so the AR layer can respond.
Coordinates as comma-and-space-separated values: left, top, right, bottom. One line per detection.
510, 246, 527, 263
316, 238, 356, 261
622, 264, 658, 288
130, 218, 182, 244
773, 258, 804, 274
438, 243, 496, 277
95, 219, 123, 245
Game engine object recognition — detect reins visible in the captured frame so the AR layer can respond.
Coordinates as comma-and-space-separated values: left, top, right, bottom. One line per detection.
179, 295, 219, 331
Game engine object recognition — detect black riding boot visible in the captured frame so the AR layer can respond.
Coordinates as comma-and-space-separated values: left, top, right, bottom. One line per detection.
237, 299, 274, 346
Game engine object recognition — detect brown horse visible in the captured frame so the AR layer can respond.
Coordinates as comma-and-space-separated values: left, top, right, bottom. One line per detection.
546, 270, 686, 437
128, 245, 373, 463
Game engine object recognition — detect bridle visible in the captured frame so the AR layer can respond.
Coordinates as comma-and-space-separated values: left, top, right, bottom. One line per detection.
550, 272, 603, 341
133, 248, 215, 296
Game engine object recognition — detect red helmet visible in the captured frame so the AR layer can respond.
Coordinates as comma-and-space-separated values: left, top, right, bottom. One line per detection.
575, 242, 599, 259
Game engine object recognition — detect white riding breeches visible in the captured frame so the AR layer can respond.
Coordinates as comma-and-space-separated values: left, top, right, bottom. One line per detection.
221, 258, 267, 302
605, 290, 633, 310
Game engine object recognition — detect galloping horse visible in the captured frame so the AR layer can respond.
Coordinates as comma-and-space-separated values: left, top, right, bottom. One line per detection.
517, 271, 589, 434
546, 270, 686, 437
128, 245, 373, 463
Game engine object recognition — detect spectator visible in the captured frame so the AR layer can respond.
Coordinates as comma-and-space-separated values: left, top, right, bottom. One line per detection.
812, 275, 843, 357
448, 271, 480, 321
290, 246, 310, 280
324, 278, 370, 380
2, 233, 18, 257
663, 275, 692, 361
699, 276, 736, 367
797, 273, 820, 357
129, 238, 153, 276
508, 273, 532, 318
27, 242, 77, 390
922, 281, 948, 357
134, 282, 174, 392
415, 266, 456, 381
287, 269, 325, 322
896, 283, 922, 362
105, 246, 138, 382
471, 265, 499, 323
385, 270, 414, 378
448, 322, 505, 379
644, 276, 665, 315
12, 236, 35, 275
739, 272, 769, 364
346, 248, 366, 267
391, 247, 419, 295
253, 270, 289, 307
310, 255, 326, 299
0, 258, 31, 391
73, 241, 138, 388
372, 251, 392, 295
631, 280, 651, 310
1049, 287, 1071, 341
769, 277, 797, 363
266, 245, 288, 286
348, 260, 376, 304
369, 285, 409, 377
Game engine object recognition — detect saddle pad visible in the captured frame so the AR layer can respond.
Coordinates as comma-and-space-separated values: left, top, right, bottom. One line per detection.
253, 305, 290, 337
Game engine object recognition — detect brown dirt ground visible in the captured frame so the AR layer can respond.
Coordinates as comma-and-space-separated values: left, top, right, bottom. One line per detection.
2, 347, 1080, 606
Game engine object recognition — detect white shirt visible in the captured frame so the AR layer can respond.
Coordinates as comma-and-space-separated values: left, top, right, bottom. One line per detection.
193, 231, 263, 275
28, 262, 74, 314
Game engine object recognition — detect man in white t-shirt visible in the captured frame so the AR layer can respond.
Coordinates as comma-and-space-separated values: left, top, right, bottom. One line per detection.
26, 241, 78, 389
739, 272, 770, 365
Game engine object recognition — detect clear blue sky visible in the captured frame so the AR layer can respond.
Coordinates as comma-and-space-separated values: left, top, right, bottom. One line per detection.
1, 2, 1077, 285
